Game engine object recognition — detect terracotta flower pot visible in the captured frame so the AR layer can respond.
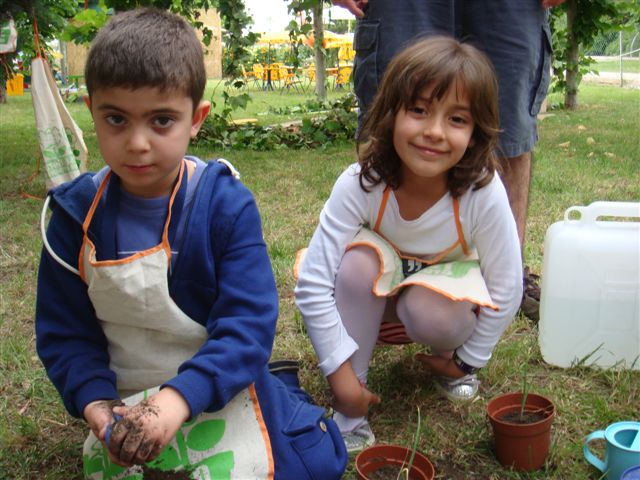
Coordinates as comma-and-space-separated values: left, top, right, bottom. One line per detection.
487, 392, 556, 471
355, 444, 435, 480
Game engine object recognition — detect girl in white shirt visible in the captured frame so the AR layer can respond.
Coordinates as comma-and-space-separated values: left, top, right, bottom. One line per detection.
294, 36, 522, 453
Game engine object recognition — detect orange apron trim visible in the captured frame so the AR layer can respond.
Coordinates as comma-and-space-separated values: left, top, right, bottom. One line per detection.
371, 189, 466, 266
249, 383, 275, 480
78, 161, 186, 282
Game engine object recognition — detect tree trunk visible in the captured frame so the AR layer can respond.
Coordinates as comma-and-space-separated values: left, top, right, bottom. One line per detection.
564, 0, 579, 110
313, 1, 326, 101
60, 41, 69, 85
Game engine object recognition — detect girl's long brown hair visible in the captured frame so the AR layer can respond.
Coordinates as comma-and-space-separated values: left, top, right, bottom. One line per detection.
357, 35, 500, 197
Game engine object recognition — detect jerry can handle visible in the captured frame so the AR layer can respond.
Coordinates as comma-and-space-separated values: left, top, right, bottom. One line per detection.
583, 430, 607, 473
564, 201, 640, 224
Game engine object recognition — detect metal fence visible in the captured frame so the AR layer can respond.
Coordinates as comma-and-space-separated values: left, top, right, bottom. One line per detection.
586, 31, 640, 87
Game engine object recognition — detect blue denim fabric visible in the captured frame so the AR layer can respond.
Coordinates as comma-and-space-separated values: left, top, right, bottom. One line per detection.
353, 0, 552, 158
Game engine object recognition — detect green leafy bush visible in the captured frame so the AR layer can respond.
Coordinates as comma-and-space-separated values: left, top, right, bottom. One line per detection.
194, 93, 358, 150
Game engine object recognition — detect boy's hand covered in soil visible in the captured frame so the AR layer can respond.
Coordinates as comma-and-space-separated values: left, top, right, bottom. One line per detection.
103, 387, 190, 467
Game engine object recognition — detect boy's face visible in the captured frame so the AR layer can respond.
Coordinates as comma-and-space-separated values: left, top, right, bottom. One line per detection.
87, 87, 209, 198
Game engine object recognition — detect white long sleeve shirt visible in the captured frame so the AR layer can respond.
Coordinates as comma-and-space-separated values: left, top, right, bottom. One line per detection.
295, 163, 523, 376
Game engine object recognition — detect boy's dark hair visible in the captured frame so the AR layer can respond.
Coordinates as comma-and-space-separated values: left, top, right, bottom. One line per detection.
85, 8, 206, 108
357, 35, 500, 198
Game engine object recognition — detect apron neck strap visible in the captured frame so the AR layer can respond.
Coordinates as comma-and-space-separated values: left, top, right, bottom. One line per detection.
374, 187, 470, 256
452, 197, 470, 256
374, 187, 391, 233
163, 160, 188, 246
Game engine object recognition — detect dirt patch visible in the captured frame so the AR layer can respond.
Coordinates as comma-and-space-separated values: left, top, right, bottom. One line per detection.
434, 457, 492, 480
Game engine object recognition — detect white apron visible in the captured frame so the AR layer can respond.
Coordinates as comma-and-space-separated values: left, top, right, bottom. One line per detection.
294, 188, 497, 345
352, 187, 497, 308
75, 161, 272, 480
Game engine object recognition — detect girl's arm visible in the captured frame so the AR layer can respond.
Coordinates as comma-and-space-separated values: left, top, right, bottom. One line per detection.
456, 175, 523, 368
295, 165, 372, 377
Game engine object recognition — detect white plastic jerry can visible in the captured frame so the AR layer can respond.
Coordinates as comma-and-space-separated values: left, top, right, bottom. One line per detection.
539, 201, 640, 370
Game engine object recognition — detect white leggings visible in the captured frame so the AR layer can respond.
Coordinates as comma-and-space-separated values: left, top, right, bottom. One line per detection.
335, 246, 477, 384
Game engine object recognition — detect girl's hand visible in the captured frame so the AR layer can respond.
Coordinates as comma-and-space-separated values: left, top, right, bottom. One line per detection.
415, 353, 466, 378
333, 382, 381, 418
107, 387, 190, 466
332, 0, 368, 18
328, 361, 381, 418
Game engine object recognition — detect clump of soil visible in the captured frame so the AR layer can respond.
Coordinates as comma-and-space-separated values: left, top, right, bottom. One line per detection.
142, 466, 192, 480
366, 465, 404, 480
500, 410, 548, 424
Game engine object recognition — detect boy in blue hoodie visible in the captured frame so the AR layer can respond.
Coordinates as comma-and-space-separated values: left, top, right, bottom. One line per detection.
35, 8, 346, 479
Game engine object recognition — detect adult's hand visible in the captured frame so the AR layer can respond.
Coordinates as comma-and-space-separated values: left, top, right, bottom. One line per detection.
542, 0, 566, 7
332, 0, 368, 18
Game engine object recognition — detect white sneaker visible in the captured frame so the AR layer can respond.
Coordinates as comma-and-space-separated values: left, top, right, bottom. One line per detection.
341, 421, 376, 455
434, 374, 480, 402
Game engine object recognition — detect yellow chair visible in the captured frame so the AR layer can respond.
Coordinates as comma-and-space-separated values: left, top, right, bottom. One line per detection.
306, 65, 316, 83
278, 65, 303, 94
338, 44, 355, 62
240, 65, 255, 89
336, 65, 353, 90
251, 64, 265, 89
269, 63, 284, 82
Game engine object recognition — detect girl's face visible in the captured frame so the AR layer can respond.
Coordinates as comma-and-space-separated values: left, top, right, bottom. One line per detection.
393, 81, 475, 190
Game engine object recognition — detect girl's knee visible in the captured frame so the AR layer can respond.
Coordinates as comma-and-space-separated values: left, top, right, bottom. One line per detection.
397, 287, 476, 347
335, 247, 380, 294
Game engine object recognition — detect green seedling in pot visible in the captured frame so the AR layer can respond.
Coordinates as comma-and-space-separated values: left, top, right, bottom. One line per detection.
398, 407, 422, 480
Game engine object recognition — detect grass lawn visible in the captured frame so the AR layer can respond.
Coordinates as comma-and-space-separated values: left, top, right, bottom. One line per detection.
1, 83, 639, 479
594, 57, 640, 74
206, 78, 351, 125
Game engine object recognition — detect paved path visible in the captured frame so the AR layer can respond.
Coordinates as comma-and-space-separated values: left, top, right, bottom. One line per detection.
583, 70, 640, 88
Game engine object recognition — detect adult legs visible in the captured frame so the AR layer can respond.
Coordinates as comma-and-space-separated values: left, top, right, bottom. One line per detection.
460, 0, 551, 318
353, 0, 453, 125
459, 0, 550, 249
500, 152, 532, 247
